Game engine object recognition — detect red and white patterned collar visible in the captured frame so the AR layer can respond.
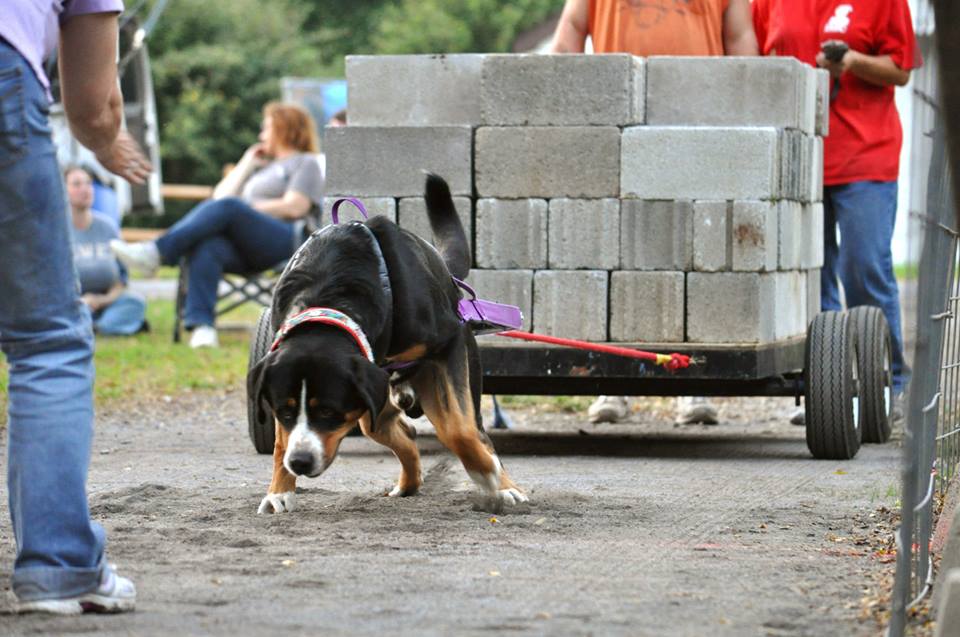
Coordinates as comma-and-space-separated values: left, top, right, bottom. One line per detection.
270, 307, 374, 362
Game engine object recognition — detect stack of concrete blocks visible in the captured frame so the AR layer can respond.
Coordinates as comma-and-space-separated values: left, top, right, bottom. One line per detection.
327, 54, 828, 344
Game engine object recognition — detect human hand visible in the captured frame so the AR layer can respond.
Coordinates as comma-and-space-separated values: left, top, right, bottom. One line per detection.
816, 40, 854, 78
93, 129, 152, 185
242, 143, 270, 168
81, 293, 104, 311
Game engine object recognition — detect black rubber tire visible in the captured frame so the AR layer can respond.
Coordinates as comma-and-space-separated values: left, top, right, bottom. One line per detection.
247, 307, 275, 454
850, 306, 893, 443
805, 311, 861, 460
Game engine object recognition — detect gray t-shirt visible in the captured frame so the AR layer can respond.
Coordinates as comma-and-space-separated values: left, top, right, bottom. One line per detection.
241, 153, 324, 210
71, 213, 126, 294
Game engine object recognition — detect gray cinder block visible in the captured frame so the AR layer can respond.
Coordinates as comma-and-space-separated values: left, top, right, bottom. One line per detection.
621, 126, 780, 200
802, 203, 825, 269
731, 201, 778, 272
610, 271, 685, 342
533, 270, 608, 341
778, 200, 803, 270
466, 269, 533, 331
325, 126, 472, 197
646, 57, 815, 134
935, 570, 960, 637
475, 199, 548, 269
324, 196, 396, 224
548, 198, 620, 269
806, 268, 822, 326
814, 68, 830, 137
398, 197, 473, 253
620, 199, 693, 270
693, 200, 728, 272
774, 271, 807, 339
476, 126, 620, 198
346, 55, 484, 127
810, 136, 824, 203
687, 272, 777, 343
481, 54, 644, 126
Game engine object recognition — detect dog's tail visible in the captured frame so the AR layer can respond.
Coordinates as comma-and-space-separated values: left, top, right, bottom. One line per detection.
424, 172, 470, 280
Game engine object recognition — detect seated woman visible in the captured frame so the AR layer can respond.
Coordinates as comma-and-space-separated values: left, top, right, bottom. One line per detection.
66, 166, 148, 336
111, 102, 324, 348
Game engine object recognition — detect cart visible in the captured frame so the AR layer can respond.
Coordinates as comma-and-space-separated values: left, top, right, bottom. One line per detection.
246, 305, 895, 461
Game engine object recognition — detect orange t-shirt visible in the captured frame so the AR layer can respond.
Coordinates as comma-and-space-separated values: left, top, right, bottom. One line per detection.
588, 0, 729, 56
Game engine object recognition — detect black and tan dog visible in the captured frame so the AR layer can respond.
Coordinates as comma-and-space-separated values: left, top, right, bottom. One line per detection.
247, 174, 527, 514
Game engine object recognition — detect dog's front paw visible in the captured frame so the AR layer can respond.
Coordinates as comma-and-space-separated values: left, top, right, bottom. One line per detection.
497, 488, 529, 506
387, 484, 419, 497
257, 491, 297, 514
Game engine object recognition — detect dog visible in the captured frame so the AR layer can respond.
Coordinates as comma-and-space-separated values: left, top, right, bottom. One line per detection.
247, 174, 527, 514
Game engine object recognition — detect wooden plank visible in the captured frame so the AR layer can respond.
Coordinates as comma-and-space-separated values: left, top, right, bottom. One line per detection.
161, 183, 213, 200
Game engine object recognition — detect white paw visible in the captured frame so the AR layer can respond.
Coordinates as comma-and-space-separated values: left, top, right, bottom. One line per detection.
387, 485, 404, 497
257, 491, 297, 514
497, 488, 529, 505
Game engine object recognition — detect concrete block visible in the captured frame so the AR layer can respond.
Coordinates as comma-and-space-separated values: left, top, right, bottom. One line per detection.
481, 54, 644, 126
621, 127, 780, 200
778, 200, 803, 270
475, 199, 547, 269
687, 273, 776, 343
693, 201, 728, 272
620, 199, 693, 271
810, 136, 824, 202
935, 570, 960, 637
814, 68, 830, 137
324, 196, 396, 224
778, 129, 802, 201
346, 55, 483, 126
802, 203, 825, 269
806, 268, 822, 323
731, 201, 778, 272
325, 126, 472, 197
548, 198, 620, 269
466, 269, 533, 331
533, 270, 608, 341
610, 271, 685, 342
646, 57, 814, 134
774, 270, 807, 339
398, 197, 473, 253
476, 126, 620, 198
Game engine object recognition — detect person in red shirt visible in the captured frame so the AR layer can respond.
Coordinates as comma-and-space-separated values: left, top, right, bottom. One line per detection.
753, 0, 920, 420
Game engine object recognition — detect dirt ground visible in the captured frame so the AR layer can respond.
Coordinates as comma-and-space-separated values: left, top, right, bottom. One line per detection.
0, 392, 902, 636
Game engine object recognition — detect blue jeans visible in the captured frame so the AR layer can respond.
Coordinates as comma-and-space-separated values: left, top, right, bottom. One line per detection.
91, 292, 147, 336
822, 180, 910, 393
155, 197, 296, 328
0, 42, 107, 601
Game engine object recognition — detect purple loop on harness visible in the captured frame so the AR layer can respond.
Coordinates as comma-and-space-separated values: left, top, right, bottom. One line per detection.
330, 197, 368, 225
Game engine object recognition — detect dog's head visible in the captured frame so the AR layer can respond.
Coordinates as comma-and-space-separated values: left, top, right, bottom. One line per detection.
247, 333, 389, 477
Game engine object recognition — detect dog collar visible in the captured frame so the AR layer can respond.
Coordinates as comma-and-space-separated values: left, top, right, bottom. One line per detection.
270, 307, 374, 362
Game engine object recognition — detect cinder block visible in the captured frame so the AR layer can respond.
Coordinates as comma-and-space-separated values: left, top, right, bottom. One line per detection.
814, 68, 830, 137
533, 270, 608, 341
481, 54, 644, 126
475, 199, 547, 269
935, 570, 960, 637
466, 269, 533, 331
610, 271, 685, 342
778, 201, 803, 270
806, 268, 821, 325
398, 197, 473, 253
621, 127, 780, 200
774, 271, 807, 339
476, 126, 620, 198
548, 198, 620, 269
778, 129, 803, 202
693, 200, 729, 272
646, 57, 814, 134
325, 126, 472, 196
620, 200, 693, 270
346, 55, 484, 126
687, 272, 776, 343
802, 203, 824, 269
810, 136, 824, 202
324, 196, 396, 224
731, 201, 778, 272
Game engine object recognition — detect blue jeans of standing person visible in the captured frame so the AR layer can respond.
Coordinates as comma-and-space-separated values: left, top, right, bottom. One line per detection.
0, 41, 108, 601
821, 180, 910, 393
154, 197, 297, 329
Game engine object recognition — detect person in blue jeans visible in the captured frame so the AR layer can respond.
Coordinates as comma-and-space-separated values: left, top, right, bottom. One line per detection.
0, 2, 151, 615
66, 166, 148, 336
111, 102, 324, 348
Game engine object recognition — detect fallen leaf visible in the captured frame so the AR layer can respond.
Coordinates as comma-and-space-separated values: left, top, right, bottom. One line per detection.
534, 517, 547, 525
834, 469, 848, 475
281, 559, 296, 567
489, 570, 501, 577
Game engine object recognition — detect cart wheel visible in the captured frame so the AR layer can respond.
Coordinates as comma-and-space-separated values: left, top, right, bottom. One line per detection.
850, 306, 893, 443
247, 307, 275, 454
804, 310, 861, 459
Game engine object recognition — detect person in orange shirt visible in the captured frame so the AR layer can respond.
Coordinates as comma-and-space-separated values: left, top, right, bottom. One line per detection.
550, 0, 758, 425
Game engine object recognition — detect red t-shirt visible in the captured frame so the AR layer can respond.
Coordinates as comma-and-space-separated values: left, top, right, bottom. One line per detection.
752, 0, 921, 185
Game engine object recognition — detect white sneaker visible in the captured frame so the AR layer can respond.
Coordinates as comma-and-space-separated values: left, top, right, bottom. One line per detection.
675, 396, 719, 425
109, 239, 160, 277
588, 395, 630, 423
16, 564, 136, 615
189, 325, 219, 348
789, 407, 805, 426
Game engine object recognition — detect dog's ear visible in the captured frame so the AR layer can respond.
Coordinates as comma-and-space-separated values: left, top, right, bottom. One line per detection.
247, 350, 277, 425
351, 357, 390, 432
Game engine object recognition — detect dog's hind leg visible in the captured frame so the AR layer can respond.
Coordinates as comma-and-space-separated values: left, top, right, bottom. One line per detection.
360, 402, 422, 497
258, 419, 298, 514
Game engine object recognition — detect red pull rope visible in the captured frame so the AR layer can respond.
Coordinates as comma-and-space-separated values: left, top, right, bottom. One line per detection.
497, 331, 692, 372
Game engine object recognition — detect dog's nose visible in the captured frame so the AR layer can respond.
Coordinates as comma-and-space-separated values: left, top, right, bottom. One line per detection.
288, 452, 314, 476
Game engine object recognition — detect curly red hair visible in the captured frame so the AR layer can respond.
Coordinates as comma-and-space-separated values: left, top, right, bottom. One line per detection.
263, 102, 319, 153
